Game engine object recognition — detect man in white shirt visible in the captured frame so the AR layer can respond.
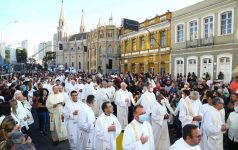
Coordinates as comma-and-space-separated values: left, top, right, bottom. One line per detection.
63, 90, 84, 150
78, 95, 96, 150
123, 104, 154, 150
115, 82, 131, 130
226, 101, 238, 149
179, 90, 202, 127
203, 97, 226, 150
95, 101, 121, 150
170, 124, 201, 150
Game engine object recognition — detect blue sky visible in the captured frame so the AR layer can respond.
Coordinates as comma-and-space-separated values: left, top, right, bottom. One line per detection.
0, 0, 202, 46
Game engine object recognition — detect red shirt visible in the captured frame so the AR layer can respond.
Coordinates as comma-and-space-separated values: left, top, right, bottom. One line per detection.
230, 81, 238, 93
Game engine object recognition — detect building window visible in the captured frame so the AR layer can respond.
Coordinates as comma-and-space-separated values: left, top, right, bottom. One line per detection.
221, 11, 232, 35
78, 47, 80, 50
160, 31, 166, 47
189, 20, 198, 41
204, 17, 213, 38
140, 36, 144, 49
78, 62, 81, 69
177, 24, 184, 43
125, 40, 128, 52
108, 45, 113, 58
65, 63, 67, 69
174, 58, 184, 77
100, 31, 104, 38
72, 62, 74, 67
71, 48, 73, 50
150, 33, 155, 47
132, 39, 136, 51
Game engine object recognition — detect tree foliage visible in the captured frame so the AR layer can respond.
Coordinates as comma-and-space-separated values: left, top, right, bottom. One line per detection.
16, 48, 27, 63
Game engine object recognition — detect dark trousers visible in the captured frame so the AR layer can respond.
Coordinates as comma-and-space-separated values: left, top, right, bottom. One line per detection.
228, 137, 238, 150
37, 111, 49, 132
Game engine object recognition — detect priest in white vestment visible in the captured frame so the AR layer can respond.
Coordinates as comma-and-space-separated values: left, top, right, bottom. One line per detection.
179, 91, 202, 127
170, 124, 201, 150
226, 101, 238, 150
59, 85, 70, 103
115, 82, 131, 130
199, 90, 213, 150
77, 95, 96, 150
107, 81, 116, 102
123, 104, 154, 150
84, 78, 95, 98
64, 90, 85, 150
46, 85, 68, 144
137, 83, 156, 123
97, 80, 110, 114
203, 97, 226, 150
151, 94, 170, 150
76, 78, 85, 102
95, 101, 121, 150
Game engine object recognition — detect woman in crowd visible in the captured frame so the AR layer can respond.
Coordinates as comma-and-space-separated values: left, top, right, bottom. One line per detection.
37, 88, 49, 136
0, 115, 20, 149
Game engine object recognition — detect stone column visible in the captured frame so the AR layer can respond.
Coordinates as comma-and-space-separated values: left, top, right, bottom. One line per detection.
144, 62, 148, 73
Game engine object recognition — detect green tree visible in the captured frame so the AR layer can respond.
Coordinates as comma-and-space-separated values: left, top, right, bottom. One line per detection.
16, 48, 27, 63
5, 50, 10, 63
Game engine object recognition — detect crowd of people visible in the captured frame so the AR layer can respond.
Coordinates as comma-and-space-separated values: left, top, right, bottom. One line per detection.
0, 71, 238, 150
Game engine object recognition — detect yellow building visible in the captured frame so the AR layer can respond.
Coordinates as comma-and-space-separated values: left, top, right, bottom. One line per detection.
120, 11, 172, 74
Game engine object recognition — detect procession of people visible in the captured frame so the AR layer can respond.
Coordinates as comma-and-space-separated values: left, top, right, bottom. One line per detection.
0, 71, 238, 150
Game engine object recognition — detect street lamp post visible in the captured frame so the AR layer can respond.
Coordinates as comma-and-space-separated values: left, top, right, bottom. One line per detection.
0, 20, 18, 73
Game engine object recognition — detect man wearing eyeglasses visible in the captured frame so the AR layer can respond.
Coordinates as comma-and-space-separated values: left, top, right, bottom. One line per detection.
170, 124, 201, 150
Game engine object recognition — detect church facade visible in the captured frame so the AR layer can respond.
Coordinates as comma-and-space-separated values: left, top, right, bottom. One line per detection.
55, 1, 120, 73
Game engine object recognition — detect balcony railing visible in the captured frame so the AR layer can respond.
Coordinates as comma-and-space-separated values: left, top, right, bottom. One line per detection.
186, 36, 214, 48
200, 36, 214, 46
186, 39, 198, 48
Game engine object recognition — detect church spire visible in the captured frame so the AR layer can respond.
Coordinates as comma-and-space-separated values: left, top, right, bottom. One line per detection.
57, 0, 67, 41
59, 0, 65, 22
109, 12, 113, 25
80, 9, 85, 33
97, 17, 101, 27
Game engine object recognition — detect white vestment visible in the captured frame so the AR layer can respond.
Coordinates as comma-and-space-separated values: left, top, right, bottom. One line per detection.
97, 88, 110, 114
137, 91, 156, 123
123, 119, 154, 150
95, 113, 122, 150
63, 99, 85, 150
170, 138, 201, 150
67, 84, 78, 95
16, 100, 29, 129
46, 93, 68, 141
179, 97, 202, 127
115, 89, 131, 129
22, 99, 34, 125
76, 83, 85, 102
84, 82, 95, 98
151, 100, 170, 150
107, 86, 116, 102
226, 111, 238, 142
77, 104, 96, 150
199, 103, 212, 150
203, 106, 224, 150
